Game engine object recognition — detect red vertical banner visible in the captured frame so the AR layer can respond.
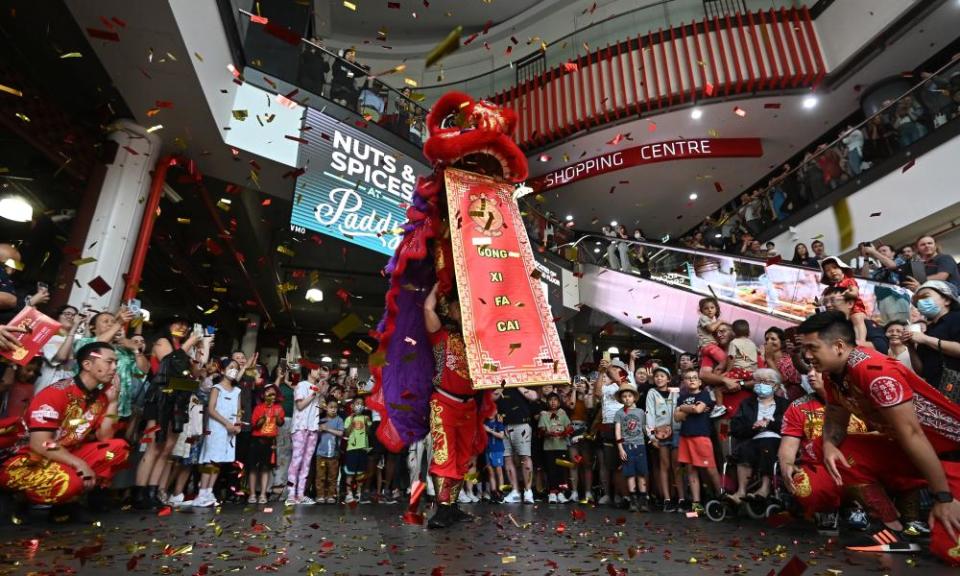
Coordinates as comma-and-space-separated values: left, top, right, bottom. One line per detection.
444, 169, 570, 389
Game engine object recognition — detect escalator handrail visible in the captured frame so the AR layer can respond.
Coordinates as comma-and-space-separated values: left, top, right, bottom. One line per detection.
564, 234, 907, 291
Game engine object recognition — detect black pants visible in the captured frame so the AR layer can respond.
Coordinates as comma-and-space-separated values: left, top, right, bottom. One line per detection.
544, 449, 568, 492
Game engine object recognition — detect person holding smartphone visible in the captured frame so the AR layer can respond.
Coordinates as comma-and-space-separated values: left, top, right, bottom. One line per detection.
0, 244, 50, 323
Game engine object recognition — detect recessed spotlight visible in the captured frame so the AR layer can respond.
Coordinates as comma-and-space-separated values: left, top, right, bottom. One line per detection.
690, 108, 703, 119
321, 355, 332, 363
802, 95, 818, 109
689, 193, 698, 200
0, 196, 33, 222
593, 248, 600, 253
714, 233, 722, 238
322, 337, 332, 343
610, 220, 618, 227
219, 197, 232, 205
565, 214, 574, 221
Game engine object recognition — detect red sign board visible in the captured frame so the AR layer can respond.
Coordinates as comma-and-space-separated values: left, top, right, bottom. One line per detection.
529, 137, 763, 191
444, 168, 570, 389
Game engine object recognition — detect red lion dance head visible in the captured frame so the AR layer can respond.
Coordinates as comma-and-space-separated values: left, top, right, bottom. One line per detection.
367, 92, 528, 453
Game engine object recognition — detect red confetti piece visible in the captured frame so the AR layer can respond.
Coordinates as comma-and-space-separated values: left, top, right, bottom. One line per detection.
571, 508, 586, 520
111, 16, 127, 27
777, 555, 808, 576
263, 21, 301, 45
714, 181, 724, 193
261, 198, 272, 206
704, 82, 715, 96
87, 28, 120, 42
387, 1, 401, 7
321, 540, 335, 550
156, 100, 174, 108
764, 102, 781, 109
901, 159, 915, 172
122, 145, 139, 156
87, 275, 111, 296
250, 15, 268, 24
284, 135, 309, 144
562, 61, 578, 73
482, 19, 493, 34
157, 506, 172, 517
607, 133, 625, 146
463, 32, 479, 46
647, 121, 657, 132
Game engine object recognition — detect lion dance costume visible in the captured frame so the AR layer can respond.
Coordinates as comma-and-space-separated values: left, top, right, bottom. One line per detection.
367, 92, 528, 527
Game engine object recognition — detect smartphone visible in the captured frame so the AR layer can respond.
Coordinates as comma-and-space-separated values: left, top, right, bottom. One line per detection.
909, 324, 923, 333
37, 282, 49, 292
602, 351, 611, 363
908, 261, 927, 284
192, 323, 203, 338
126, 298, 141, 316
348, 367, 358, 379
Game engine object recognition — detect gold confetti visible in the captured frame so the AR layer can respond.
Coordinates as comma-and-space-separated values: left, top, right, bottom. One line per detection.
357, 340, 373, 354
403, 77, 418, 87
15, 112, 30, 122
0, 84, 24, 97
343, 0, 356, 10
60, 52, 83, 59
502, 555, 516, 564
425, 26, 462, 68
71, 257, 97, 267
232, 109, 249, 121
146, 124, 163, 133
276, 245, 295, 257
177, 217, 191, 224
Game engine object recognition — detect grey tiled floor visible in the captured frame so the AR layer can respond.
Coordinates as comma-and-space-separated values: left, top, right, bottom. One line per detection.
0, 501, 955, 575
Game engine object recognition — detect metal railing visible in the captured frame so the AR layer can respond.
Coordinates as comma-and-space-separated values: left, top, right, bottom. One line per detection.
234, 8, 430, 148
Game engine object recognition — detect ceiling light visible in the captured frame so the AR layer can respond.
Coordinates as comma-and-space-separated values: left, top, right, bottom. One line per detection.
802, 95, 818, 109
322, 337, 332, 343
714, 233, 722, 238
0, 196, 33, 222
689, 193, 698, 200
610, 220, 618, 227
607, 346, 619, 354
690, 108, 703, 119
593, 248, 600, 253
219, 197, 232, 205
565, 214, 573, 221
305, 288, 324, 303
321, 355, 332, 363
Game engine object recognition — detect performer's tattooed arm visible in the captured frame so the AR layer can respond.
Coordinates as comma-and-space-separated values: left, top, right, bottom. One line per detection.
822, 404, 851, 448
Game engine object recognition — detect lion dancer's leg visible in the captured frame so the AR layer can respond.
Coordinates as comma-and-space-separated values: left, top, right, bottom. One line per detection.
0, 438, 129, 505
427, 393, 476, 529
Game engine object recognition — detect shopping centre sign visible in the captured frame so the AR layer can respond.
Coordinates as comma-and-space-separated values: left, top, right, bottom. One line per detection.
290, 108, 429, 255
529, 137, 763, 192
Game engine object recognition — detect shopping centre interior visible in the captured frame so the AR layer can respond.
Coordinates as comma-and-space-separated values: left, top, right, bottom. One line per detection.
1, 0, 960, 573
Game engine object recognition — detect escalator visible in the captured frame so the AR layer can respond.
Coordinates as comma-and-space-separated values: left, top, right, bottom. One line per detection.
558, 235, 911, 352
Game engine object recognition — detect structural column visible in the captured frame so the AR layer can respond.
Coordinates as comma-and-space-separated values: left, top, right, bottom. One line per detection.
67, 120, 161, 312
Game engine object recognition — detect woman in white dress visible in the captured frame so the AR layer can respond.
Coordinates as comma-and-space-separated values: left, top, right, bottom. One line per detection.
193, 358, 242, 507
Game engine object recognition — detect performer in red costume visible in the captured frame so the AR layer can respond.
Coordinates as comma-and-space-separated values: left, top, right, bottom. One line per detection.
796, 311, 960, 564
0, 341, 129, 505
422, 282, 494, 528
367, 92, 528, 527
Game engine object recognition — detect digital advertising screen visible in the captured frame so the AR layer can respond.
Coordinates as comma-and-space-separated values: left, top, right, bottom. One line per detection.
290, 108, 430, 256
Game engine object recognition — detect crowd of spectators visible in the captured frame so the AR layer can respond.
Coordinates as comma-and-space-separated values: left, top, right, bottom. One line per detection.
681, 58, 960, 258
297, 42, 427, 144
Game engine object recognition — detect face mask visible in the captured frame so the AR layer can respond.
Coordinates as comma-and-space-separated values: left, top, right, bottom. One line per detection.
916, 297, 942, 319
224, 367, 239, 381
799, 376, 814, 395
754, 383, 774, 398
634, 232, 642, 239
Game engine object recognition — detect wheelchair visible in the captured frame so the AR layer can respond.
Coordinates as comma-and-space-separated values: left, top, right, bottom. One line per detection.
704, 441, 788, 522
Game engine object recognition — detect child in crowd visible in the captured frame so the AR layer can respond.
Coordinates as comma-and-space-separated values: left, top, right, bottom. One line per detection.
695, 298, 727, 418
696, 297, 723, 352
565, 376, 595, 503
614, 382, 649, 512
537, 392, 572, 503
247, 384, 284, 504
484, 408, 506, 502
167, 359, 216, 507
343, 397, 372, 504
645, 366, 685, 512
674, 369, 723, 515
716, 319, 760, 418
820, 256, 867, 345
287, 367, 325, 506
194, 358, 243, 508
316, 397, 345, 504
